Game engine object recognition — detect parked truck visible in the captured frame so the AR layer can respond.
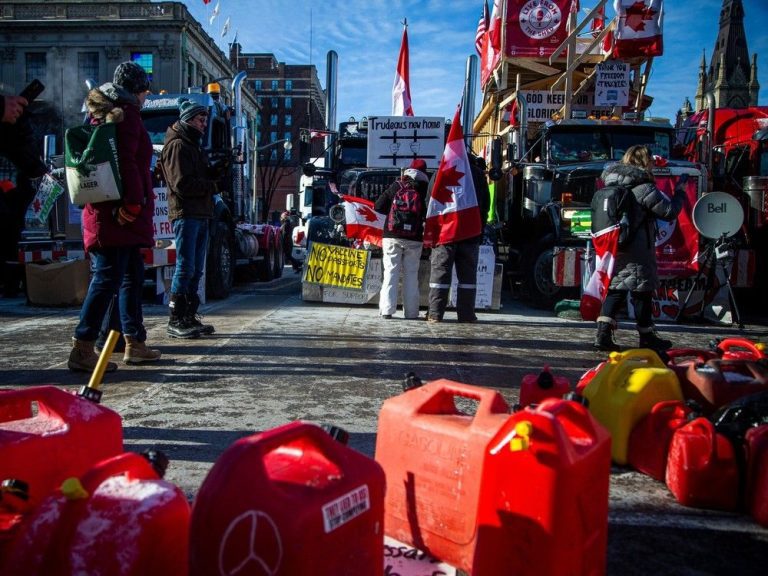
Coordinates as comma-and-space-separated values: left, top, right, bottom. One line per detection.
141, 73, 283, 298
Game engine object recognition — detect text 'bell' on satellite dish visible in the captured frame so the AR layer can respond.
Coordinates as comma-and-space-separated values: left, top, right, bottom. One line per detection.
692, 191, 744, 239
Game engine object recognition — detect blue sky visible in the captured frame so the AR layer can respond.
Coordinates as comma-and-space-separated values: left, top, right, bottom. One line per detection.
183, 0, 767, 126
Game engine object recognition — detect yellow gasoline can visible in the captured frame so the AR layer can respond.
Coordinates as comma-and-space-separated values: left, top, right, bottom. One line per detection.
582, 348, 683, 464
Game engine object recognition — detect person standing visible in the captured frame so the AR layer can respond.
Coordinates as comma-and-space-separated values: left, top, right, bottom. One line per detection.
68, 61, 161, 371
159, 99, 219, 338
425, 144, 490, 324
593, 144, 685, 352
375, 159, 429, 319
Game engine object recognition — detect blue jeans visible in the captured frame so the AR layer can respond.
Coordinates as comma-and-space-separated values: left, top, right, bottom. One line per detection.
75, 246, 146, 341
170, 218, 209, 295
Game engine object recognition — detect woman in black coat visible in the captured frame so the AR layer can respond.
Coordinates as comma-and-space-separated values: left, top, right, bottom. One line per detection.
594, 145, 685, 352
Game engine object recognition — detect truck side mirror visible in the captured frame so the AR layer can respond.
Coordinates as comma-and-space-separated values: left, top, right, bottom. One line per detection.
488, 138, 503, 181
302, 163, 316, 177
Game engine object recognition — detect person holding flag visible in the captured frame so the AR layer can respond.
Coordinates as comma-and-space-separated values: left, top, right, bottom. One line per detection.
591, 144, 685, 352
423, 107, 490, 323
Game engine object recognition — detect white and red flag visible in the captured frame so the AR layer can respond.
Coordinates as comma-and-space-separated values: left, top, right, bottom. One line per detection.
580, 224, 620, 321
480, 0, 501, 88
475, 0, 490, 56
423, 106, 482, 248
613, 0, 664, 58
209, 0, 220, 25
342, 195, 385, 247
392, 24, 413, 116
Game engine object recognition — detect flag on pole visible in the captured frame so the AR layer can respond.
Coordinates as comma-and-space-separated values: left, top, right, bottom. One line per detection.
613, 0, 664, 58
209, 0, 220, 25
475, 0, 489, 57
580, 224, 621, 321
203, 0, 211, 4
342, 195, 385, 247
480, 0, 502, 88
221, 16, 231, 38
423, 106, 482, 248
392, 24, 413, 116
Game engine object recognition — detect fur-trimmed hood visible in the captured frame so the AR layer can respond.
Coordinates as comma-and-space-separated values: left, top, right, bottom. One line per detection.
601, 162, 654, 188
85, 87, 124, 124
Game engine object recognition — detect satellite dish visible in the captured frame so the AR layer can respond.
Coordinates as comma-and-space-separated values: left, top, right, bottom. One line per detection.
691, 191, 744, 239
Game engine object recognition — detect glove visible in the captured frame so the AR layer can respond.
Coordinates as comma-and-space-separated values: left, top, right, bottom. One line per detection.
116, 204, 141, 226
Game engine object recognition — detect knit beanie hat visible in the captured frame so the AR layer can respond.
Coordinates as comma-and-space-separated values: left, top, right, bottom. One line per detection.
113, 61, 150, 94
178, 98, 208, 123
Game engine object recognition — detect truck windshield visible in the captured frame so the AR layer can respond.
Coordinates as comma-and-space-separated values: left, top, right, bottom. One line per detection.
549, 128, 672, 163
142, 111, 180, 145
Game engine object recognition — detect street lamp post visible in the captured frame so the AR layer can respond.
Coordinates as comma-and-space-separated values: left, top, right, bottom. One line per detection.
252, 138, 292, 222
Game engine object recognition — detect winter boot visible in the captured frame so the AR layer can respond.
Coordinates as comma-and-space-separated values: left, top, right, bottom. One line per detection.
186, 293, 215, 335
68, 338, 117, 373
123, 336, 162, 364
167, 294, 201, 339
593, 318, 621, 352
638, 326, 673, 351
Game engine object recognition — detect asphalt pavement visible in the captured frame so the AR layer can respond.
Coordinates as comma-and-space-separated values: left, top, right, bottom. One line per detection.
1, 270, 767, 575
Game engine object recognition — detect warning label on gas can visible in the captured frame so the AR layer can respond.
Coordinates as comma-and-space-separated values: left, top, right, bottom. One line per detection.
321, 484, 370, 533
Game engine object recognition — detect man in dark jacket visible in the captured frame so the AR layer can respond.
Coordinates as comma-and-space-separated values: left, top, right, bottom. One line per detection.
159, 99, 218, 338
594, 144, 685, 352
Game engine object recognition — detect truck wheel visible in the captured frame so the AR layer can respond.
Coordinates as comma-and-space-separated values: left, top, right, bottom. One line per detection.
523, 241, 575, 309
258, 244, 276, 281
207, 222, 235, 299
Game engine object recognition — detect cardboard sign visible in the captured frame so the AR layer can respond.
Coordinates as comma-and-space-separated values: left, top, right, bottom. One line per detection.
595, 61, 630, 107
383, 536, 457, 576
449, 245, 496, 309
367, 116, 445, 169
303, 242, 369, 290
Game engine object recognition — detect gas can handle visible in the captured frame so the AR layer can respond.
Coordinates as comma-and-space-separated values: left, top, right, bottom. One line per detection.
716, 338, 766, 359
705, 358, 768, 384
78, 452, 158, 494
611, 348, 666, 368
415, 380, 509, 419
536, 397, 602, 441
244, 421, 348, 471
665, 348, 716, 365
687, 417, 718, 462
0, 385, 68, 424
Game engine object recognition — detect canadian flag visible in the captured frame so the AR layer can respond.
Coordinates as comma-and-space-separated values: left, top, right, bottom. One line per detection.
580, 224, 620, 321
392, 26, 413, 116
423, 106, 482, 248
480, 0, 501, 88
613, 0, 664, 58
342, 195, 385, 247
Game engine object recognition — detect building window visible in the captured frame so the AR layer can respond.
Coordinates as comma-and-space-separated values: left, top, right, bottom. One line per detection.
270, 131, 278, 160
271, 79, 278, 90
247, 57, 255, 68
270, 114, 278, 126
285, 97, 292, 109
285, 115, 292, 127
285, 79, 293, 91
187, 62, 195, 89
130, 52, 153, 82
271, 97, 278, 108
254, 79, 262, 91
25, 53, 46, 84
78, 52, 99, 84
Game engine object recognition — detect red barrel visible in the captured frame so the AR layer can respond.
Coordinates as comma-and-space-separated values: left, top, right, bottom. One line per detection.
666, 417, 740, 511
0, 386, 123, 508
190, 421, 385, 576
475, 398, 611, 576
745, 425, 768, 527
2, 452, 191, 576
680, 359, 768, 414
518, 367, 571, 408
627, 400, 696, 481
376, 379, 511, 573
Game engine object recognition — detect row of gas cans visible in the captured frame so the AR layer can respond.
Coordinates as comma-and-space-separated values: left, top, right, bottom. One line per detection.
1, 381, 613, 575
571, 339, 768, 526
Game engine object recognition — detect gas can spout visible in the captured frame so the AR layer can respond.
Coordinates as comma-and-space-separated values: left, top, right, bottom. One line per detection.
538, 366, 554, 389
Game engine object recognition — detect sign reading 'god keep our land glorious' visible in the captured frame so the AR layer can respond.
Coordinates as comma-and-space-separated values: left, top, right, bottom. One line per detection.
303, 242, 369, 290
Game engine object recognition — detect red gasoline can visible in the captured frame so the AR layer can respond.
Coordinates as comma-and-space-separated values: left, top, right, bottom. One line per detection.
627, 400, 696, 482
680, 359, 768, 414
2, 452, 191, 576
716, 337, 767, 361
0, 386, 123, 508
376, 379, 511, 573
474, 397, 611, 576
666, 417, 740, 511
666, 348, 718, 389
745, 425, 768, 527
190, 421, 385, 576
518, 366, 571, 408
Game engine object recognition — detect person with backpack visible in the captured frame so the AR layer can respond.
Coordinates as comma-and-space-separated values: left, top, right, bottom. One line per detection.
374, 159, 429, 319
592, 144, 686, 352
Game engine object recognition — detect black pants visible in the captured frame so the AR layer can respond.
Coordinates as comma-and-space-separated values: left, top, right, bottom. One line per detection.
599, 289, 653, 329
428, 240, 479, 321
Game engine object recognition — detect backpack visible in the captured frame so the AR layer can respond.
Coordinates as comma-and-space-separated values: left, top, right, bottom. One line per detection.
590, 185, 644, 247
386, 178, 423, 238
